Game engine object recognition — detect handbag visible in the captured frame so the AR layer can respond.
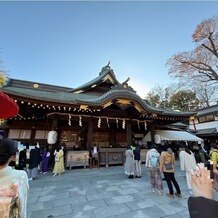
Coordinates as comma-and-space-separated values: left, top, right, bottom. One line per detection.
165, 162, 173, 170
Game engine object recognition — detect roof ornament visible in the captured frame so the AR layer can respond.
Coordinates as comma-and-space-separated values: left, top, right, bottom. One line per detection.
122, 77, 130, 88
106, 61, 111, 67
99, 61, 111, 75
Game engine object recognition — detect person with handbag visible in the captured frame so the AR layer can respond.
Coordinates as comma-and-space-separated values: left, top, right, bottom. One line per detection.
160, 147, 182, 198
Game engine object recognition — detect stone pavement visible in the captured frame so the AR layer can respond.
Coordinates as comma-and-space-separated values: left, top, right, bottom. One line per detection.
27, 162, 218, 218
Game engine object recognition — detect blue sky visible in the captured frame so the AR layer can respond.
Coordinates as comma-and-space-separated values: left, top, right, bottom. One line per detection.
0, 1, 217, 98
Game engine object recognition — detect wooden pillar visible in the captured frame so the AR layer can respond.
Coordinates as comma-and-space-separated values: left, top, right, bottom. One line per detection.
30, 129, 36, 144
86, 119, 93, 149
149, 122, 155, 144
52, 118, 58, 130
126, 121, 132, 147
109, 127, 116, 147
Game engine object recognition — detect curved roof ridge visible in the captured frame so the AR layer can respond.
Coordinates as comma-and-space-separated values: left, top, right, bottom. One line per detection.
76, 86, 195, 116
76, 87, 163, 114
69, 65, 120, 93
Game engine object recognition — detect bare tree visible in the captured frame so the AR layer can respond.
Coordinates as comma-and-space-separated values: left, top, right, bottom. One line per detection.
166, 17, 218, 83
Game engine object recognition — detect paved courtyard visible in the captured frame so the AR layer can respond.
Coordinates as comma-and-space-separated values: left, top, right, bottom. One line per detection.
27, 162, 217, 218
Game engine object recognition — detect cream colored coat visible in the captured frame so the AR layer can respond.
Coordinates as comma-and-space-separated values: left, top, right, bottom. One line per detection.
179, 150, 196, 189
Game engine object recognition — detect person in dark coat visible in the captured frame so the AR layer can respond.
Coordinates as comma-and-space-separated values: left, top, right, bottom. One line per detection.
61, 143, 67, 166
18, 148, 27, 170
27, 143, 41, 180
133, 144, 141, 178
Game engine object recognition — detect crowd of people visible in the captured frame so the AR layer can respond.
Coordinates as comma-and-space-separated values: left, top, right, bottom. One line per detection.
15, 142, 67, 179
0, 137, 218, 217
124, 141, 218, 217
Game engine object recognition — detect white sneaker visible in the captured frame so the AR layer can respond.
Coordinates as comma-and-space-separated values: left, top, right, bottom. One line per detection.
28, 178, 33, 181
43, 172, 47, 175
152, 188, 155, 193
158, 190, 162, 196
53, 174, 56, 177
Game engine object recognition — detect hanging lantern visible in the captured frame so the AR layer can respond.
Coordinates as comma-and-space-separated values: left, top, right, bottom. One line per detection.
144, 121, 147, 130
154, 134, 161, 144
122, 119, 125, 129
47, 130, 58, 144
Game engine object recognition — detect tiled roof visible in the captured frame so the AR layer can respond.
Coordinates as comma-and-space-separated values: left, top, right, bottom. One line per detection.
197, 104, 218, 116
0, 70, 195, 117
1, 86, 97, 104
196, 128, 218, 135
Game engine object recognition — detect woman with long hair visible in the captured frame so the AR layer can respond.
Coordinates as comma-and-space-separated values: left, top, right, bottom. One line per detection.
53, 146, 65, 177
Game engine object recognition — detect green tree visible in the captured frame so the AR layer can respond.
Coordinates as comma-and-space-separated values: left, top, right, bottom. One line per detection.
145, 84, 178, 110
166, 17, 218, 83
145, 91, 161, 107
169, 90, 200, 111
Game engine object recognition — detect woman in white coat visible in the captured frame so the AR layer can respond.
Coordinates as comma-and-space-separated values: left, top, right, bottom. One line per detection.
124, 147, 135, 179
179, 145, 197, 195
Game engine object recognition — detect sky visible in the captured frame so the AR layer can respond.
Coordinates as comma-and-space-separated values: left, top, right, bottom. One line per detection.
0, 1, 217, 98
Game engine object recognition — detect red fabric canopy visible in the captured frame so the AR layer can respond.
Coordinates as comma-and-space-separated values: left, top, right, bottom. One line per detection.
0, 91, 19, 119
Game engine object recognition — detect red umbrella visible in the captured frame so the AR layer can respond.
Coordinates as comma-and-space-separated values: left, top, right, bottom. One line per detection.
0, 91, 19, 119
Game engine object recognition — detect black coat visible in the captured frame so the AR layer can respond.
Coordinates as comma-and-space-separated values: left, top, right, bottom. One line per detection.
18, 149, 27, 170
133, 147, 141, 161
188, 196, 218, 218
29, 147, 41, 169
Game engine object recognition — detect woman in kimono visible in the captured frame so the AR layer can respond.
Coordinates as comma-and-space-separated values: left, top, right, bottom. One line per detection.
124, 146, 135, 178
53, 146, 65, 177
41, 146, 50, 174
179, 145, 197, 195
0, 138, 29, 218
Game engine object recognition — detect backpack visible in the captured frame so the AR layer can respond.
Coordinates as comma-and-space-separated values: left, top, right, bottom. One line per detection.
150, 155, 159, 167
